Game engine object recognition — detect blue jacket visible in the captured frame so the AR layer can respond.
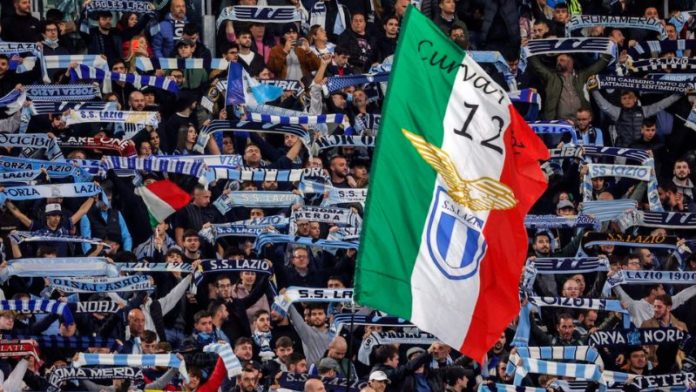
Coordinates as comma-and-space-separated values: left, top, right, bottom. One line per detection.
152, 13, 188, 59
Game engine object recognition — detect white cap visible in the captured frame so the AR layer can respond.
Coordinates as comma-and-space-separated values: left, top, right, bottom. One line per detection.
369, 370, 390, 383
45, 203, 62, 215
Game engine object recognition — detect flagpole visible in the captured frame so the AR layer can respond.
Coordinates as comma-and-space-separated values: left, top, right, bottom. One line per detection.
344, 299, 356, 392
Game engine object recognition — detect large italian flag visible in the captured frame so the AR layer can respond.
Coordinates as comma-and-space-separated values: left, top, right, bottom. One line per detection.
134, 179, 191, 226
354, 7, 549, 361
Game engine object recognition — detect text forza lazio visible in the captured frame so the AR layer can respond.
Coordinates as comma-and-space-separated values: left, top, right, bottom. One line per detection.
4, 184, 98, 198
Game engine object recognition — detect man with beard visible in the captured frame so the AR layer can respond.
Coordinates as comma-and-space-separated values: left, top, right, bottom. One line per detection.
236, 30, 265, 76
329, 155, 356, 188
641, 294, 688, 373
485, 332, 508, 378
288, 303, 332, 365
528, 52, 610, 120
673, 160, 694, 201
529, 231, 584, 296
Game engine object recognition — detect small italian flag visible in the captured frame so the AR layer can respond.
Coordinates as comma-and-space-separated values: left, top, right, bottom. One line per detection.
134, 179, 191, 227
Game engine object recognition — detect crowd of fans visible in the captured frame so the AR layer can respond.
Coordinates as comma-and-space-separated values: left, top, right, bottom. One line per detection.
0, 0, 695, 391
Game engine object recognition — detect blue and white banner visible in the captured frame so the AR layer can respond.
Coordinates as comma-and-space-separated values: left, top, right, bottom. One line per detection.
203, 167, 305, 183
102, 156, 206, 178
64, 109, 159, 128
216, 5, 303, 28
589, 328, 686, 347
49, 275, 154, 293
246, 112, 346, 125
321, 187, 368, 206
254, 233, 359, 253
29, 101, 108, 115
199, 259, 272, 275
566, 15, 666, 40
292, 206, 360, 227
628, 39, 696, 59
119, 262, 193, 273
25, 84, 100, 102
0, 42, 49, 83
326, 72, 390, 93
195, 120, 311, 154
44, 55, 108, 71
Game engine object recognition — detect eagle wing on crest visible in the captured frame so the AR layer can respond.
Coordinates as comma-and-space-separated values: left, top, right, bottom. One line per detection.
402, 129, 517, 211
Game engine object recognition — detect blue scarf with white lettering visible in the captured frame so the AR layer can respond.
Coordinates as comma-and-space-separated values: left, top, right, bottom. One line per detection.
617, 210, 696, 231
524, 215, 598, 230
0, 157, 92, 181
246, 112, 346, 125
588, 328, 686, 347
73, 353, 189, 382
25, 84, 100, 102
529, 121, 578, 143
326, 72, 390, 93
608, 270, 696, 287
216, 5, 303, 28
566, 15, 666, 40
315, 135, 375, 150
0, 182, 101, 205
0, 42, 50, 83
195, 120, 310, 154
0, 300, 74, 325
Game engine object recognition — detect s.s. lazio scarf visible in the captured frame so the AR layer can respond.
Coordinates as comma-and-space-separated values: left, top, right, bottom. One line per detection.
321, 187, 368, 206
195, 120, 311, 154
588, 328, 686, 347
25, 84, 100, 102
0, 133, 63, 160
617, 210, 696, 231
583, 163, 662, 212
213, 191, 303, 214
59, 136, 136, 157
524, 215, 598, 230
272, 287, 353, 317
358, 331, 436, 365
49, 275, 154, 293
64, 109, 159, 128
0, 258, 119, 282
199, 224, 266, 241
524, 38, 616, 59
48, 367, 143, 392
70, 64, 179, 93
620, 57, 696, 75
0, 300, 74, 325
216, 5, 303, 29
255, 233, 359, 253
199, 259, 272, 275
607, 270, 696, 287
594, 75, 692, 94
292, 206, 361, 227
628, 39, 696, 59
315, 135, 375, 150
135, 57, 228, 72
565, 15, 666, 40
582, 232, 678, 251
72, 353, 188, 382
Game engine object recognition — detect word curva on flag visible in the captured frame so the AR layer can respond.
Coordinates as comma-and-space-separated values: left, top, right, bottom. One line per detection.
354, 6, 549, 362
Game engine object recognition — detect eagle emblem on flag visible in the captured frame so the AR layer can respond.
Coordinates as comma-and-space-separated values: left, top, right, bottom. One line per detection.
402, 129, 517, 211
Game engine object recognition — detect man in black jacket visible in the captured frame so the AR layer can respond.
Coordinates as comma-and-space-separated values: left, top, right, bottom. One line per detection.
337, 13, 376, 72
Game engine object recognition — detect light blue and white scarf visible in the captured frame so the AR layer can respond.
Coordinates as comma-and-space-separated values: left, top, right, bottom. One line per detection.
321, 187, 367, 206
64, 109, 159, 128
582, 163, 662, 212
0, 89, 25, 114
43, 55, 109, 71
195, 120, 311, 154
628, 39, 696, 59
202, 167, 305, 183
527, 296, 627, 313
213, 191, 303, 214
102, 156, 206, 178
292, 206, 360, 227
85, 0, 156, 14
49, 275, 154, 293
582, 145, 652, 164
246, 112, 346, 125
524, 215, 598, 230
203, 342, 242, 378
579, 199, 638, 222
72, 353, 189, 382
0, 300, 74, 325
0, 42, 49, 82
8, 231, 112, 249
607, 270, 696, 287
199, 224, 266, 242
0, 182, 101, 203
0, 157, 91, 181
119, 262, 193, 273
1, 258, 119, 282
358, 331, 437, 365
0, 170, 42, 183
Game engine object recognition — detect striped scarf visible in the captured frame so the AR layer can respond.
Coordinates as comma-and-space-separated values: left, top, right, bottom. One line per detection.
0, 89, 25, 114
204, 167, 305, 183
203, 343, 242, 378
102, 156, 206, 178
195, 120, 311, 154
9, 231, 112, 249
1, 258, 118, 282
0, 300, 73, 325
326, 72, 390, 93
213, 191, 303, 214
70, 64, 179, 93
617, 210, 696, 231
136, 57, 228, 72
44, 55, 108, 71
4, 335, 120, 350
628, 39, 696, 59
254, 233, 359, 253
73, 353, 188, 381
246, 112, 346, 125
620, 57, 696, 75
579, 199, 638, 222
